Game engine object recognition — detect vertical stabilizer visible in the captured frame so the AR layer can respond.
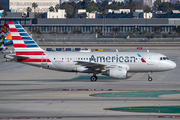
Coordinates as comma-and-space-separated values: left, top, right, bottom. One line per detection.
8, 21, 44, 55
0, 23, 8, 51
8, 21, 51, 63
0, 10, 4, 18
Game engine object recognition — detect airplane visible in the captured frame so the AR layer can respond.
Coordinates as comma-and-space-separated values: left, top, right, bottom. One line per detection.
0, 30, 13, 52
5, 21, 176, 82
0, 23, 8, 51
4, 31, 13, 46
0, 10, 3, 18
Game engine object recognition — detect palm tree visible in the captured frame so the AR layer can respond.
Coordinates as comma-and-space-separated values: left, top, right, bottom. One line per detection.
35, 12, 41, 18
2, 11, 7, 18
2, 11, 7, 24
27, 7, 32, 12
32, 2, 38, 12
49, 6, 54, 12
22, 13, 27, 18
55, 4, 60, 12
22, 13, 27, 24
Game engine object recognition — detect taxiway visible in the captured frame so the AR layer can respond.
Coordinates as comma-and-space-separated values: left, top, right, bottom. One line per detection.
0, 48, 180, 120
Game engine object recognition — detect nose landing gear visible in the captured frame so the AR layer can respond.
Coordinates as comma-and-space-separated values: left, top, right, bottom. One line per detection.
148, 72, 153, 81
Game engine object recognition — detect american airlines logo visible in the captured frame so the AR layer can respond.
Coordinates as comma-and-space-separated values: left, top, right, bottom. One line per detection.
89, 55, 137, 63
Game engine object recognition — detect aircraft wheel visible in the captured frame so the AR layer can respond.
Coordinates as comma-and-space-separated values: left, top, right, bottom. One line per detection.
148, 77, 153, 82
91, 76, 97, 82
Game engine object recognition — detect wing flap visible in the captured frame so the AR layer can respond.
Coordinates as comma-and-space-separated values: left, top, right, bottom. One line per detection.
75, 61, 106, 70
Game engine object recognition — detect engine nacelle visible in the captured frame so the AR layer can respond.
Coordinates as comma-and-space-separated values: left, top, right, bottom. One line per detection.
107, 67, 127, 79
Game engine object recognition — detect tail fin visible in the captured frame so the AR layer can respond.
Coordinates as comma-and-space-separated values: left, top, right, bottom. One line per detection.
8, 21, 44, 55
4, 30, 13, 46
0, 23, 8, 51
0, 10, 3, 18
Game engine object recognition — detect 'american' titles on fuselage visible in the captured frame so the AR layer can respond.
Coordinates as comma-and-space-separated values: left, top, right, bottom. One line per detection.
89, 54, 137, 63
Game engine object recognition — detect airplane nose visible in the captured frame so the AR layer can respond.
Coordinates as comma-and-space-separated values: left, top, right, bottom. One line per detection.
169, 61, 176, 69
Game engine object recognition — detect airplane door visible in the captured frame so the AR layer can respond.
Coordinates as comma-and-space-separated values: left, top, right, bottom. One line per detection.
147, 54, 154, 65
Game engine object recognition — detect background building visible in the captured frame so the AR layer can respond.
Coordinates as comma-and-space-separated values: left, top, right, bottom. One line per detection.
0, 18, 179, 34
0, 0, 59, 12
170, 0, 179, 3
46, 9, 66, 18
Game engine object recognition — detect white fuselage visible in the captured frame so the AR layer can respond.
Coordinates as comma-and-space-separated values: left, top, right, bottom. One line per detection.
24, 51, 176, 73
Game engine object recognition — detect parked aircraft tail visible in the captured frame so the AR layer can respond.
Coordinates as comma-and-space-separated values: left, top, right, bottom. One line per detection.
0, 23, 8, 51
4, 30, 13, 46
0, 10, 3, 18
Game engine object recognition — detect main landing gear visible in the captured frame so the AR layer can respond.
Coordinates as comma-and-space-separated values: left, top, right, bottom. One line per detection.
148, 72, 153, 82
90, 75, 98, 82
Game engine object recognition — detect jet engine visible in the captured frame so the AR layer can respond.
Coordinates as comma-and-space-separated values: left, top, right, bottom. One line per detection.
102, 67, 127, 79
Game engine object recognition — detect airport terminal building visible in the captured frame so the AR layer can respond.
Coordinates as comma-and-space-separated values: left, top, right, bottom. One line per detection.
0, 18, 180, 34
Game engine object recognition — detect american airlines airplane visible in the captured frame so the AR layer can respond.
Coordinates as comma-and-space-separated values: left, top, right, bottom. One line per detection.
5, 21, 176, 81
0, 23, 8, 51
0, 24, 13, 52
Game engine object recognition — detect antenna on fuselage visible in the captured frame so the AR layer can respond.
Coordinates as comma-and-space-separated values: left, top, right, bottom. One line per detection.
116, 49, 118, 52
147, 49, 149, 52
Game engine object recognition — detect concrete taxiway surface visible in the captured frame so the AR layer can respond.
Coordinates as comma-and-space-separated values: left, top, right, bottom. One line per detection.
0, 48, 180, 120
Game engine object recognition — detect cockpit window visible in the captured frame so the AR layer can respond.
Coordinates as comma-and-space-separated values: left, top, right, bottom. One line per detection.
160, 57, 169, 60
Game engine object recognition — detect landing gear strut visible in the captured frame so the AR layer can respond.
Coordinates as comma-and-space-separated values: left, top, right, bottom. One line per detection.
90, 76, 98, 82
148, 72, 153, 82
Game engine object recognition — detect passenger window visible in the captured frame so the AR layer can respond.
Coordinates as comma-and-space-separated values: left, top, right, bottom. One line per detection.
160, 57, 162, 60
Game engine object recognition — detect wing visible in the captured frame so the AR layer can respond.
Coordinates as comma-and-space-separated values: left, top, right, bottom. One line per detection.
75, 61, 136, 79
75, 61, 107, 71
75, 61, 130, 71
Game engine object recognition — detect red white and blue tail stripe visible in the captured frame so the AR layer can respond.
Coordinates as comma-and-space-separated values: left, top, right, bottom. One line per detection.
8, 21, 43, 52
8, 21, 51, 63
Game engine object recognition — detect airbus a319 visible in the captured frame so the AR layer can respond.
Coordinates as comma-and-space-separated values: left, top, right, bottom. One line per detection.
5, 21, 176, 81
